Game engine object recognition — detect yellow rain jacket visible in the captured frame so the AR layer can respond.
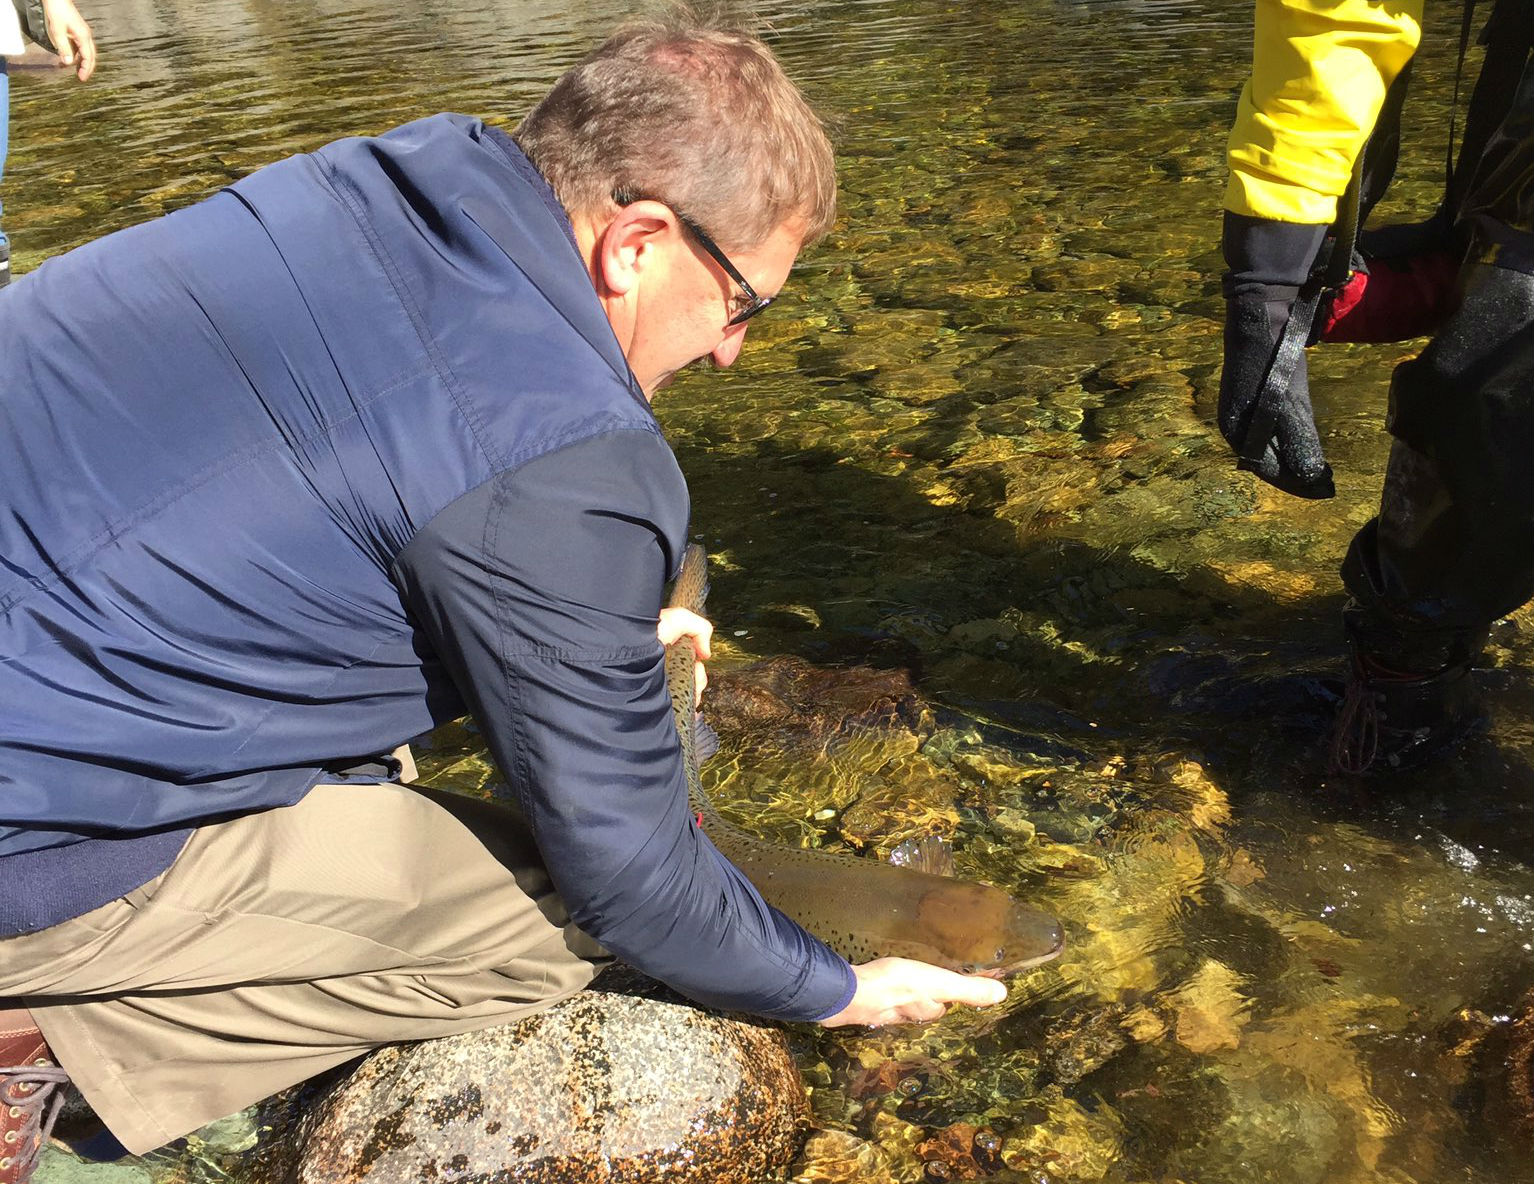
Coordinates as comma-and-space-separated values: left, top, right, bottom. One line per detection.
1226, 0, 1424, 224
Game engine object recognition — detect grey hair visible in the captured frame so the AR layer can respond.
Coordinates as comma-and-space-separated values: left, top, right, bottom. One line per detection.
513, 3, 836, 250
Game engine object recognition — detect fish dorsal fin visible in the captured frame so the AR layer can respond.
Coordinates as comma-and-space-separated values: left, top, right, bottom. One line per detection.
694, 714, 721, 764
887, 834, 956, 877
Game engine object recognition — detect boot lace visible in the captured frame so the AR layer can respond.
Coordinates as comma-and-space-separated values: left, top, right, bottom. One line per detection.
0, 1062, 70, 1181
1330, 667, 1380, 774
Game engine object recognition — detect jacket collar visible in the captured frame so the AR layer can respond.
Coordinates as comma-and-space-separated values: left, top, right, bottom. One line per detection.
465, 125, 641, 400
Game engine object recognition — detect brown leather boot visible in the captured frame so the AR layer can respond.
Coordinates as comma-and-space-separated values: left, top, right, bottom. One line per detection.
0, 1014, 70, 1184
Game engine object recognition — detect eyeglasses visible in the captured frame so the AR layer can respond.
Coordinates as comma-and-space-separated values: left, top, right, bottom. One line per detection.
613, 191, 774, 326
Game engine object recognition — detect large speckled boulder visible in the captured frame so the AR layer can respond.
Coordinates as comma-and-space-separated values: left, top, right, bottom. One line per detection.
289, 971, 808, 1183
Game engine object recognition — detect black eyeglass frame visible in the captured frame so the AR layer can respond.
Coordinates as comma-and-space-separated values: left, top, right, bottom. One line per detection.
612, 191, 774, 326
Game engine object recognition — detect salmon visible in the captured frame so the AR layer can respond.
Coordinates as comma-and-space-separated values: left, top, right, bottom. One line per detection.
666, 544, 1064, 975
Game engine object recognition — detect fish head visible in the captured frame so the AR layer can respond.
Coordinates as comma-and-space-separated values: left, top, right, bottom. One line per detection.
960, 899, 1066, 977
914, 879, 1065, 977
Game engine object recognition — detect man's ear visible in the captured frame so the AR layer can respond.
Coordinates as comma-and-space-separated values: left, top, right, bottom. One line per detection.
595, 200, 676, 299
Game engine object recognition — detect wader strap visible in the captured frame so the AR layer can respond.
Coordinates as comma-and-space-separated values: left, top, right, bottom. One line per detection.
1238, 154, 1364, 470
1446, 0, 1480, 192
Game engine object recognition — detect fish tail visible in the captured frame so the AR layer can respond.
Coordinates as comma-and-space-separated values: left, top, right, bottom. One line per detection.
694, 715, 721, 763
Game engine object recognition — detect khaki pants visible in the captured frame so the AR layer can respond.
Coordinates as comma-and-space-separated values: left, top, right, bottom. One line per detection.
0, 779, 607, 1155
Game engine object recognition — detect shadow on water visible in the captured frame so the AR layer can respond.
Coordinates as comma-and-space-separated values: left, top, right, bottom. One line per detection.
675, 420, 1534, 840
675, 428, 1324, 740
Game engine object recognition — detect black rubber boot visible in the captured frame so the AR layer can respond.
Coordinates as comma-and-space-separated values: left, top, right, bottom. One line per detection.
1329, 642, 1485, 774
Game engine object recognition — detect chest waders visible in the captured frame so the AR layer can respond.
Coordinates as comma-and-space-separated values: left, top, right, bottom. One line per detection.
1332, 0, 1534, 770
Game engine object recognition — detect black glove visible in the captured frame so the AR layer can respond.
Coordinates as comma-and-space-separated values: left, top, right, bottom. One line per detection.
1217, 213, 1336, 499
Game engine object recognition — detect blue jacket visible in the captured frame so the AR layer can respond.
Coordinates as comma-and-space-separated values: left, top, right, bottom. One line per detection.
0, 114, 854, 1022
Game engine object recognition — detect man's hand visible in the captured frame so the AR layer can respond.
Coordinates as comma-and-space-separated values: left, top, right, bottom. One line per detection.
41, 0, 96, 80
658, 607, 711, 705
818, 957, 1009, 1029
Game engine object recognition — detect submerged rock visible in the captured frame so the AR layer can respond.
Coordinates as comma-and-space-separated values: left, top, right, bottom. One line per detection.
1509, 992, 1534, 1137
705, 656, 929, 751
290, 970, 808, 1183
1444, 987, 1534, 1146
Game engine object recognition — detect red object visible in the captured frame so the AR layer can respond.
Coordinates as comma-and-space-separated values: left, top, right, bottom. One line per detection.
1320, 250, 1460, 343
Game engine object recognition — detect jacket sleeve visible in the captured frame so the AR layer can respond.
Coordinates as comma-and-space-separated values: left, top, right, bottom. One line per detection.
1226, 0, 1423, 223
392, 428, 856, 1022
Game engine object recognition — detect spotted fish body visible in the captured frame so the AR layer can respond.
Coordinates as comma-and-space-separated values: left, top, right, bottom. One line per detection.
665, 545, 1064, 975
